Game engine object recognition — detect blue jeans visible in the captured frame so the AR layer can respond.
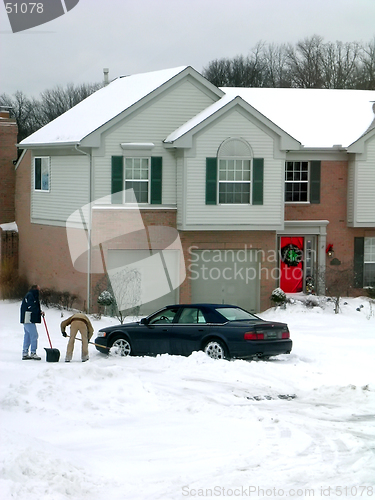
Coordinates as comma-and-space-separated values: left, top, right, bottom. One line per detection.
23, 323, 39, 354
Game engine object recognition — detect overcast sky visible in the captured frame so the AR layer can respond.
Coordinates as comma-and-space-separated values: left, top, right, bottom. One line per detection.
1, 0, 374, 97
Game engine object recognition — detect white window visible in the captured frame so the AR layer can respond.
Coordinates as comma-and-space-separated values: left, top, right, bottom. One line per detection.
124, 157, 149, 203
364, 237, 375, 287
285, 161, 309, 202
218, 159, 251, 204
34, 157, 50, 191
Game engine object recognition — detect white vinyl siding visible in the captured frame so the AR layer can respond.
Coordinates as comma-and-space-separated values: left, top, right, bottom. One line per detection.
31, 155, 90, 223
93, 78, 216, 204
355, 136, 375, 225
183, 108, 284, 228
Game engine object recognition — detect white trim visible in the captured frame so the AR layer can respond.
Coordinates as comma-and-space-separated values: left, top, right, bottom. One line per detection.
92, 205, 177, 210
120, 142, 155, 150
33, 156, 51, 192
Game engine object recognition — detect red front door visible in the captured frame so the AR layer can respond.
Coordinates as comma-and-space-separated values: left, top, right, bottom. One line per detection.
280, 237, 304, 293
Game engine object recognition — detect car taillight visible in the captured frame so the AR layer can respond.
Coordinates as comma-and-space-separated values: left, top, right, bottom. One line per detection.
282, 331, 290, 339
244, 332, 264, 340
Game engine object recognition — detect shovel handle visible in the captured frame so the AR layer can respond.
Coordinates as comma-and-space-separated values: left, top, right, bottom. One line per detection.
42, 315, 53, 349
66, 334, 110, 350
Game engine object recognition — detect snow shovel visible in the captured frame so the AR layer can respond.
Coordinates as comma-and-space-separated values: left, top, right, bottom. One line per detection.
42, 316, 60, 362
67, 335, 110, 350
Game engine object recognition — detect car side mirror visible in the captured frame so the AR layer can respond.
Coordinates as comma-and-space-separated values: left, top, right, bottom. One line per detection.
140, 317, 149, 325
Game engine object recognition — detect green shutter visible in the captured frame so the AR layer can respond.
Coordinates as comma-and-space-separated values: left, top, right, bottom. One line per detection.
252, 158, 264, 205
34, 158, 41, 190
206, 158, 217, 205
310, 161, 321, 204
150, 157, 162, 204
111, 156, 123, 204
354, 237, 364, 288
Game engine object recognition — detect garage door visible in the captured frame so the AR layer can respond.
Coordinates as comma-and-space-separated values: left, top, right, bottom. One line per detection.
189, 249, 260, 312
107, 249, 180, 315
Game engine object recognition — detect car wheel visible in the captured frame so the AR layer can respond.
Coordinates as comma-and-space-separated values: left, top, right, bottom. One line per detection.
204, 339, 227, 360
110, 337, 132, 357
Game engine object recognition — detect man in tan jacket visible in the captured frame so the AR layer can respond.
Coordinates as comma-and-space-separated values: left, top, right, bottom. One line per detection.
61, 313, 94, 362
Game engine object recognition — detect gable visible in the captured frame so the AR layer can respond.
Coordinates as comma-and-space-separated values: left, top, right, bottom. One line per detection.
165, 96, 300, 152
19, 66, 223, 148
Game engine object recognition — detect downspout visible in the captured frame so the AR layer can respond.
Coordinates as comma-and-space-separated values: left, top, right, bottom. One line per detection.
75, 145, 93, 312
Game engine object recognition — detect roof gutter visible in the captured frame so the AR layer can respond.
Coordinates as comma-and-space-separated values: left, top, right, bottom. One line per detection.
17, 141, 80, 149
75, 144, 93, 313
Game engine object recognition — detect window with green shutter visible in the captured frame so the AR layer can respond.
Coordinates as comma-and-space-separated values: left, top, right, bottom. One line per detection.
252, 158, 264, 205
285, 160, 320, 203
206, 154, 263, 206
354, 237, 364, 288
150, 157, 162, 204
310, 161, 321, 204
206, 158, 217, 205
111, 156, 163, 204
111, 156, 123, 204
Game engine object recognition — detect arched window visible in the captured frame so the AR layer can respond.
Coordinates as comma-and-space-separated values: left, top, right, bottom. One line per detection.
217, 138, 253, 204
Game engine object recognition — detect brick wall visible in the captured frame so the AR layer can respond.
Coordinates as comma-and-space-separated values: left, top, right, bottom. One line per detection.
0, 111, 18, 223
15, 150, 88, 309
285, 160, 370, 284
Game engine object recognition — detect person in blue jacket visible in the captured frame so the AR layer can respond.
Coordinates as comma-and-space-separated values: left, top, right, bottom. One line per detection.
20, 285, 44, 360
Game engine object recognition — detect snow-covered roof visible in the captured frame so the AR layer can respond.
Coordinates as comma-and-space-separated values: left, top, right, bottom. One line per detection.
222, 87, 375, 148
19, 66, 188, 146
164, 94, 237, 143
19, 64, 375, 150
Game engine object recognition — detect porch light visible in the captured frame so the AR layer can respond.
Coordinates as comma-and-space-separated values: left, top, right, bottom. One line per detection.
326, 244, 334, 257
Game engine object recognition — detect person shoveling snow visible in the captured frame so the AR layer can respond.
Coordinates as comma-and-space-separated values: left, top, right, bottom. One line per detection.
60, 313, 94, 362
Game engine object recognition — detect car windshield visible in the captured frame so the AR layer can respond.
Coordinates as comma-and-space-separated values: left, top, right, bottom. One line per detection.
215, 307, 258, 321
148, 308, 178, 324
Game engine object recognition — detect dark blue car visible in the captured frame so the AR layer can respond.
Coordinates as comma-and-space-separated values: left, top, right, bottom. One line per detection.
95, 304, 292, 360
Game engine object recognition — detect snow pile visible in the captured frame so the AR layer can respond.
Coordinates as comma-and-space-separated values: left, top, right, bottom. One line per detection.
0, 297, 374, 499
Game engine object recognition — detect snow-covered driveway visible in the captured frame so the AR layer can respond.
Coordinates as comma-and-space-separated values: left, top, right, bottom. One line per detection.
1, 297, 374, 499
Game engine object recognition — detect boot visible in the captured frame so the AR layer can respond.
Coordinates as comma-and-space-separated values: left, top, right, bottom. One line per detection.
30, 352, 41, 360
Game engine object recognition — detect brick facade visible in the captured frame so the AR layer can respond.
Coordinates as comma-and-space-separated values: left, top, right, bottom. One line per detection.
285, 160, 369, 271
0, 111, 18, 224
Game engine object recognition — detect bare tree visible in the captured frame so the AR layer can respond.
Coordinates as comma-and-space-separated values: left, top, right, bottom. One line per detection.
0, 91, 39, 143
321, 41, 361, 89
324, 263, 355, 314
202, 58, 232, 87
0, 82, 100, 143
38, 82, 101, 124
358, 38, 375, 89
286, 35, 325, 88
263, 43, 292, 88
203, 36, 375, 90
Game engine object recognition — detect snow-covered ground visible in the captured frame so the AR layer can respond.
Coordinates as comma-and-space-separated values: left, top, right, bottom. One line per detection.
0, 296, 374, 500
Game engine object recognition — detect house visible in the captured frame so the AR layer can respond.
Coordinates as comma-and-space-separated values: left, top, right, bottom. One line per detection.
16, 66, 375, 314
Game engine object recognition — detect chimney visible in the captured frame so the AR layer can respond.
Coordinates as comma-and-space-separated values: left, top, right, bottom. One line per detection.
103, 68, 109, 87
0, 106, 12, 119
